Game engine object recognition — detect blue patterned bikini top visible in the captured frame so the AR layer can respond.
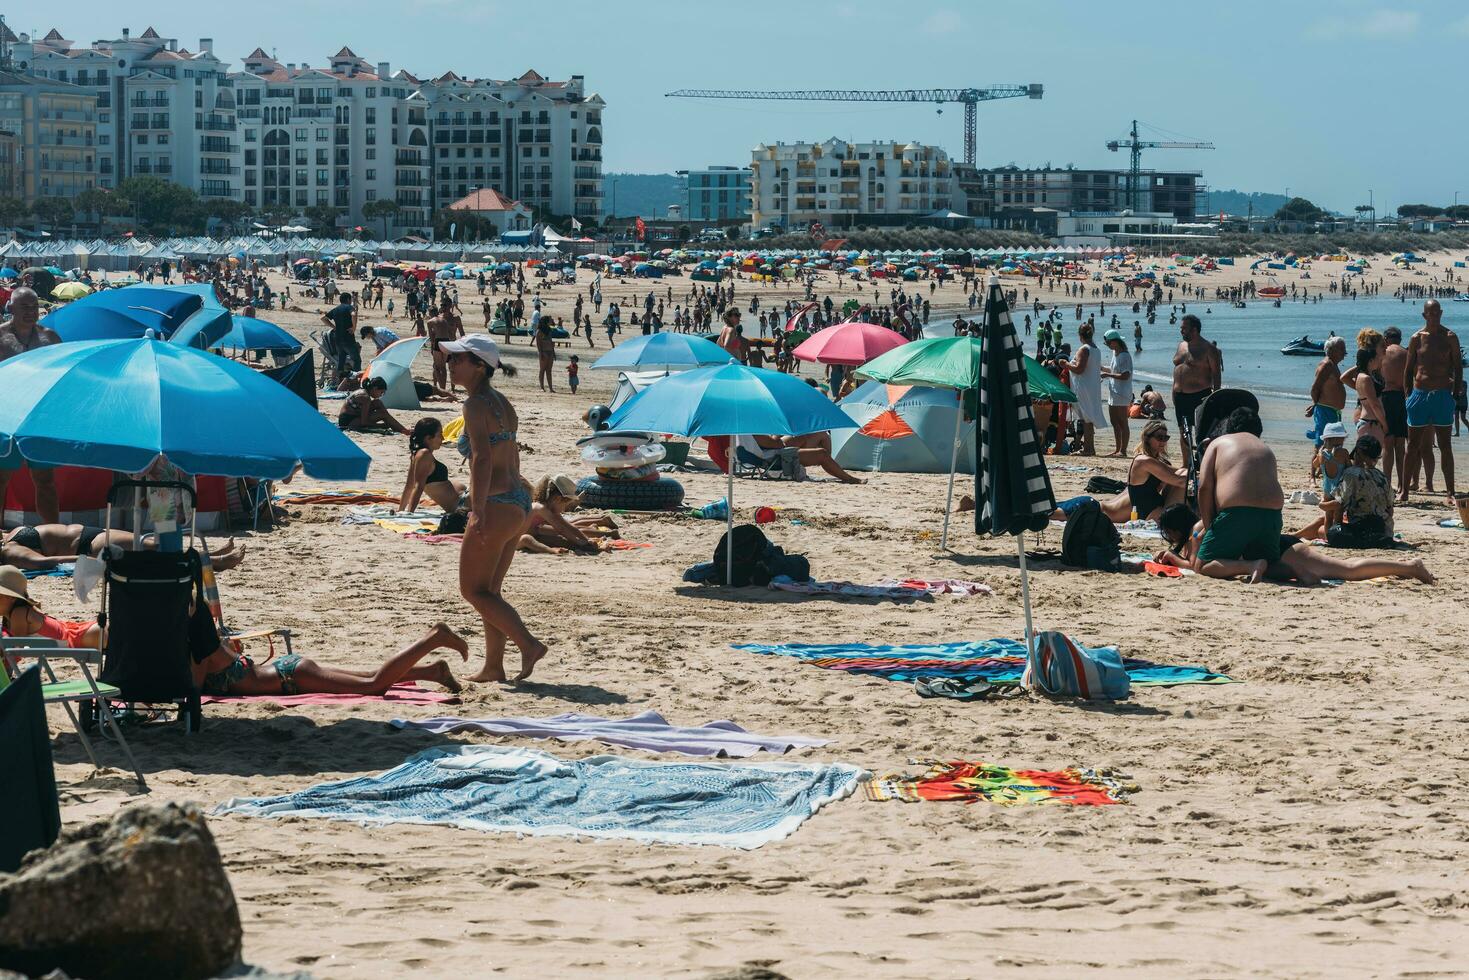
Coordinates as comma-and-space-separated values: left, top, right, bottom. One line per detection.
457, 429, 516, 458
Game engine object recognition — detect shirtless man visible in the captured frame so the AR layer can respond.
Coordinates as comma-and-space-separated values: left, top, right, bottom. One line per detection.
3, 523, 246, 571
0, 288, 62, 524
425, 295, 465, 393
716, 308, 742, 360
1378, 327, 1409, 492
1400, 300, 1462, 505
1194, 407, 1284, 584
1306, 336, 1347, 449
1170, 314, 1223, 456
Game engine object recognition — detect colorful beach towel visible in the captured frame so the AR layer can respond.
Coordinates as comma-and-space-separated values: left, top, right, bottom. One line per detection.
275, 488, 400, 505
341, 504, 443, 535
215, 745, 864, 849
1051, 519, 1163, 540
872, 578, 992, 596
391, 710, 828, 758
866, 760, 1135, 806
201, 682, 455, 707
734, 638, 1234, 686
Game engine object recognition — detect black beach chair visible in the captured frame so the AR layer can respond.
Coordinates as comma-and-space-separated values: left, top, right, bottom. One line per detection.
1185, 389, 1259, 504
96, 480, 208, 733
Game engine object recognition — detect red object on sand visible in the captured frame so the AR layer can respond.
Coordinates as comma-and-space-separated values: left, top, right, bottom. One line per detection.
754, 506, 776, 524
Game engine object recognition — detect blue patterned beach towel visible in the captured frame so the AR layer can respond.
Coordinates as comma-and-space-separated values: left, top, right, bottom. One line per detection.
734, 638, 1235, 686
216, 745, 865, 850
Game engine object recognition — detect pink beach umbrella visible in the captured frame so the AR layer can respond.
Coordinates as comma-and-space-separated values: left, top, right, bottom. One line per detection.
793, 320, 908, 366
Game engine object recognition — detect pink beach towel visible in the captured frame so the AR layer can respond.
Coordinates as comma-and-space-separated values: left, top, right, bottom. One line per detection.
201, 682, 457, 707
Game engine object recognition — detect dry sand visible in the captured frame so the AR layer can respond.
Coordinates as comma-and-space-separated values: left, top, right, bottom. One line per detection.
34, 256, 1469, 977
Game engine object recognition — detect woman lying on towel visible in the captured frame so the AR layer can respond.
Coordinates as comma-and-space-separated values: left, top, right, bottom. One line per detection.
0, 566, 468, 693
2, 525, 246, 571
518, 474, 621, 555
1152, 503, 1433, 585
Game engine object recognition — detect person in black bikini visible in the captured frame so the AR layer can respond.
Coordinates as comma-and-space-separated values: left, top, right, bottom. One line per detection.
400, 417, 464, 513
2, 524, 246, 570
1125, 420, 1188, 521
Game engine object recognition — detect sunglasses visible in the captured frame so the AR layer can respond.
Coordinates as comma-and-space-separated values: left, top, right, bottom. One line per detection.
1151, 432, 1171, 441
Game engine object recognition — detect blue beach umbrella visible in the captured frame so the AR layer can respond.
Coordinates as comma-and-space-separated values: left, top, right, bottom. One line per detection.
160, 283, 234, 350
590, 332, 734, 373
214, 315, 303, 354
0, 339, 369, 480
41, 286, 206, 341
608, 363, 857, 584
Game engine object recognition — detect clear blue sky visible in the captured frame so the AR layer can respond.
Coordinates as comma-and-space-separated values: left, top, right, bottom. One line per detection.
17, 1, 1469, 212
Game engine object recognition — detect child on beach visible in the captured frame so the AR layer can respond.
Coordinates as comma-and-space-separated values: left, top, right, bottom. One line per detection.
567, 355, 580, 395
1292, 421, 1349, 540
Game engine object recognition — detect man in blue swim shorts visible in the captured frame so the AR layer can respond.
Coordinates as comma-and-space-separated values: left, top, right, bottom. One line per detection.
1401, 300, 1462, 506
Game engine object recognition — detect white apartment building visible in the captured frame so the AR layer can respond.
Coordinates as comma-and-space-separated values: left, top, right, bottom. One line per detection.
8, 24, 605, 230
412, 70, 604, 223
234, 47, 429, 227
12, 26, 239, 200
749, 138, 952, 229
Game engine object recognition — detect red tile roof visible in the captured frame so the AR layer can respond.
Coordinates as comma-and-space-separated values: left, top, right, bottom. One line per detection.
447, 188, 525, 213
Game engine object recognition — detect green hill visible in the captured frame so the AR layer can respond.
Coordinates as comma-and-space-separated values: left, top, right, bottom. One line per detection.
1200, 188, 1290, 217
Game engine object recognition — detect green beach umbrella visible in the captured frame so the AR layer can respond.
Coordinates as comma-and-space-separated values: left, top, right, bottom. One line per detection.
855, 336, 1075, 404
855, 336, 1073, 550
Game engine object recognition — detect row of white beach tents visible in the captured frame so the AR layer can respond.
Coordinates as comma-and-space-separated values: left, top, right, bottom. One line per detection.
0, 237, 568, 273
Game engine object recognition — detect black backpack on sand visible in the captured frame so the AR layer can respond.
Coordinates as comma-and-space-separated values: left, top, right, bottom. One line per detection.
713, 524, 810, 587
1061, 498, 1121, 570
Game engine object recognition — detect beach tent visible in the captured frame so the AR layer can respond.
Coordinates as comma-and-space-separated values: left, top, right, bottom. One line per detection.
608, 370, 676, 413
830, 382, 976, 474
368, 336, 428, 410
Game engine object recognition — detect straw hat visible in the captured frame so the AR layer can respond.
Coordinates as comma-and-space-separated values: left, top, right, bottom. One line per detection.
0, 565, 37, 608
549, 474, 580, 499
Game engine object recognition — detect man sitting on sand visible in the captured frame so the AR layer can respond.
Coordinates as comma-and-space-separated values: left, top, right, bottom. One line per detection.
749, 432, 865, 484
1194, 406, 1284, 583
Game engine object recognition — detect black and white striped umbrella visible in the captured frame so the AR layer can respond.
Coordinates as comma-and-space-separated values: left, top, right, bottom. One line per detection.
975, 276, 1057, 536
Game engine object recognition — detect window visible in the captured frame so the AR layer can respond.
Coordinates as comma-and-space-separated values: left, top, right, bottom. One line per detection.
365, 148, 375, 160
157, 134, 169, 145
365, 169, 376, 180
316, 128, 328, 140
316, 169, 329, 184
366, 87, 376, 98
365, 128, 375, 145
522, 147, 530, 158
294, 128, 306, 140
366, 189, 376, 200
365, 108, 376, 124
136, 134, 148, 145
294, 149, 307, 165
539, 146, 548, 158
245, 149, 257, 165
244, 128, 257, 141
318, 87, 331, 101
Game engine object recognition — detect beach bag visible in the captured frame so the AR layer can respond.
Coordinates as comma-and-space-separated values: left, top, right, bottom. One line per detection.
1085, 475, 1126, 495
713, 524, 773, 587
778, 447, 806, 481
1023, 631, 1130, 701
435, 510, 468, 535
1061, 498, 1121, 569
1326, 515, 1392, 550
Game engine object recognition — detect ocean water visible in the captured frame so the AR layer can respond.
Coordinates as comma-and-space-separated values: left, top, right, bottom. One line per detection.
929, 294, 1462, 445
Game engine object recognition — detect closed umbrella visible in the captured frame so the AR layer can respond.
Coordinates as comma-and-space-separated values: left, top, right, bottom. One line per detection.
606, 364, 857, 584
590, 332, 734, 372
856, 336, 1073, 548
974, 277, 1057, 657
792, 321, 907, 367
0, 339, 369, 480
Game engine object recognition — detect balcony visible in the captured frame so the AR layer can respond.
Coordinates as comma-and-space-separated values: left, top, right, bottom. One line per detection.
199, 138, 237, 154
41, 109, 95, 122
575, 186, 603, 200
130, 96, 170, 108
395, 150, 423, 165
199, 180, 235, 199
576, 150, 601, 162
53, 136, 94, 147
574, 166, 601, 180
200, 163, 240, 176
396, 176, 425, 187
201, 117, 236, 132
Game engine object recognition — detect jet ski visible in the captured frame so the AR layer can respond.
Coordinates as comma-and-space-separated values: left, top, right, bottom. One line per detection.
1280, 336, 1325, 356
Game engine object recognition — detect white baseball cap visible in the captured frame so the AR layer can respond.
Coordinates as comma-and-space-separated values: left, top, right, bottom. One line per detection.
1320, 421, 1348, 441
439, 334, 502, 369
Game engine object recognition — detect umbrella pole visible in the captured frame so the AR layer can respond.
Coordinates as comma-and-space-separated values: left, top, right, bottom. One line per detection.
939, 394, 964, 550
726, 466, 735, 586
1017, 533, 1035, 655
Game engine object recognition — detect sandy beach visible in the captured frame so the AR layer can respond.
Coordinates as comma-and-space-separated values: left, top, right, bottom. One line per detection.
30, 253, 1469, 978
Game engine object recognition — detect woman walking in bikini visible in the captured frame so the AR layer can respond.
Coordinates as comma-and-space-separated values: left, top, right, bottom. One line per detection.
441, 334, 547, 682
